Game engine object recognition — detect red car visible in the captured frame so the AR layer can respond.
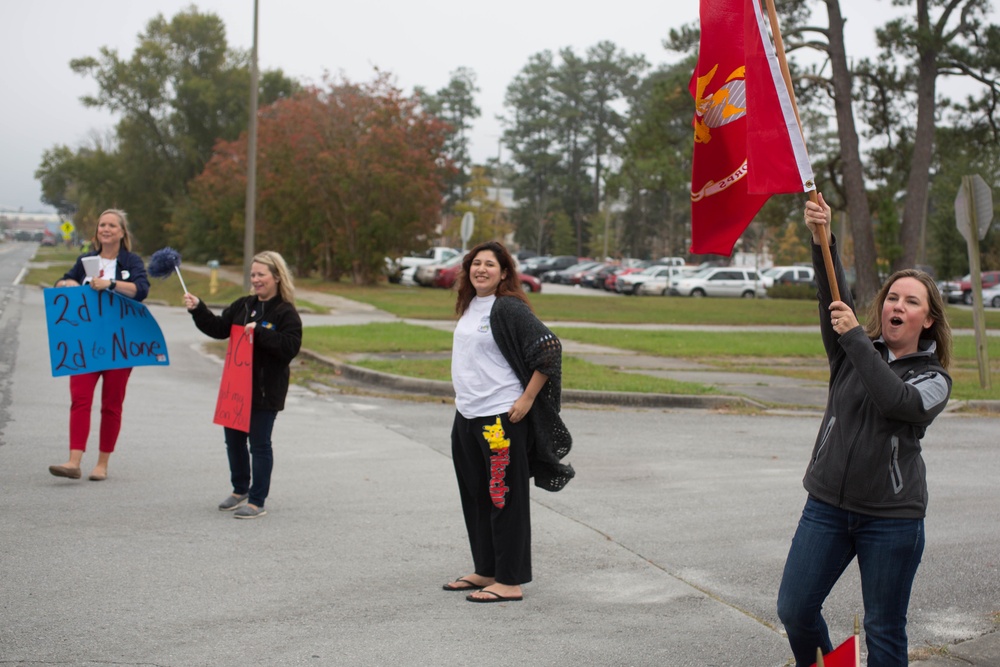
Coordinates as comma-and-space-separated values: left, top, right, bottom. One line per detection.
606, 266, 643, 292
434, 262, 541, 293
959, 270, 1000, 305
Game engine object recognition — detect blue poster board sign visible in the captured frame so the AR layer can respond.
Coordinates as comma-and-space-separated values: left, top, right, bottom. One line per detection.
43, 286, 170, 377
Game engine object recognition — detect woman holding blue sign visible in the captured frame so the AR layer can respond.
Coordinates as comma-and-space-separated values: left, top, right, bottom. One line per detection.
49, 209, 150, 482
183, 251, 302, 520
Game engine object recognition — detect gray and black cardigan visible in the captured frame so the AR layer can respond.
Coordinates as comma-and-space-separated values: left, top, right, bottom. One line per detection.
489, 295, 574, 491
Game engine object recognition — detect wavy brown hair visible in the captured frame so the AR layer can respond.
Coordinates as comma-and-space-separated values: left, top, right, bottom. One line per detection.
863, 268, 952, 369
455, 241, 530, 316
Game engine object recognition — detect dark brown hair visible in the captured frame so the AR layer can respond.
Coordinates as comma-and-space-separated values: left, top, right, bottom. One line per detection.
863, 268, 952, 368
454, 241, 530, 315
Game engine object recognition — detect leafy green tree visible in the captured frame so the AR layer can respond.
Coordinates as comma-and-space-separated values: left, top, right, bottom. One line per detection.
502, 42, 647, 257
611, 60, 694, 259
873, 0, 1000, 271
37, 7, 296, 251
583, 42, 647, 214
416, 67, 481, 210
552, 47, 593, 256
449, 166, 512, 247
503, 52, 564, 255
787, 0, 1000, 300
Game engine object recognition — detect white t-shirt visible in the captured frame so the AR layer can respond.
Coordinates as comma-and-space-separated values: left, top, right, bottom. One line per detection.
452, 295, 524, 419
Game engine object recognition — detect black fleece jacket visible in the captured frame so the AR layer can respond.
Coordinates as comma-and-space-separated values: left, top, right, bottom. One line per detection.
803, 239, 951, 519
189, 295, 302, 412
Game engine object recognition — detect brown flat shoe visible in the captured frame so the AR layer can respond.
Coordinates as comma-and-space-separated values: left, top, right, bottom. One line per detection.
49, 465, 81, 479
88, 471, 107, 481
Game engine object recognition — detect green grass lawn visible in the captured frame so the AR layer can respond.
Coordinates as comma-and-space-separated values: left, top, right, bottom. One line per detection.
295, 275, 1000, 329
28, 248, 1000, 402
304, 321, 1000, 401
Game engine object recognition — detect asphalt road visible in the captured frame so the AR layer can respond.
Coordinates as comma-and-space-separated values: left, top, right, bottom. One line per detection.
2, 243, 998, 666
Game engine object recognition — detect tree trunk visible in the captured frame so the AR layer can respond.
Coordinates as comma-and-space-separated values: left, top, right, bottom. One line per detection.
826, 0, 880, 305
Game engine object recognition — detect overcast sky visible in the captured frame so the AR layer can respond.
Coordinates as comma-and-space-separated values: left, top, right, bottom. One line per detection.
0, 0, 927, 214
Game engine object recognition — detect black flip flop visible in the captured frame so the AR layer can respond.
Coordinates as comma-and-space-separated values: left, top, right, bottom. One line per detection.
466, 590, 523, 603
442, 577, 484, 592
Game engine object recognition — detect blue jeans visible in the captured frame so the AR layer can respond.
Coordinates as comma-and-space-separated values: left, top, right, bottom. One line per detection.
777, 497, 924, 667
223, 410, 277, 508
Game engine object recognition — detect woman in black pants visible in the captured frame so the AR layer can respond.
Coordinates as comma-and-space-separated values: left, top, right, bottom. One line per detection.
443, 241, 573, 602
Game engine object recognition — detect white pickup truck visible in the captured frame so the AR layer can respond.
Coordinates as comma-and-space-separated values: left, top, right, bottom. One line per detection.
387, 247, 460, 284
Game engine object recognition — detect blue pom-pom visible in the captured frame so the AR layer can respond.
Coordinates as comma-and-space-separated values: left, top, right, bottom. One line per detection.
148, 247, 182, 278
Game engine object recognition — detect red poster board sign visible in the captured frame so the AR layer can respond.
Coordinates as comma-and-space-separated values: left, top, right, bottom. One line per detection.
213, 325, 252, 431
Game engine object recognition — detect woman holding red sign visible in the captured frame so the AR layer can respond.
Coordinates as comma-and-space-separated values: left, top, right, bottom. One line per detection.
49, 209, 149, 482
183, 251, 302, 519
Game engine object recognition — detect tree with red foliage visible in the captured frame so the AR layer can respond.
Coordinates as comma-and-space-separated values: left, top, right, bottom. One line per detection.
183, 73, 454, 284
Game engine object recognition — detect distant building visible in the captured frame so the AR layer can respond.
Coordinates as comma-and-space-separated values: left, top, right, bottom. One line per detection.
1, 210, 67, 243
0, 210, 62, 231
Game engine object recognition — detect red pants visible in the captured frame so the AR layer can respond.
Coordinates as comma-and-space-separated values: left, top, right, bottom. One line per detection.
69, 368, 133, 453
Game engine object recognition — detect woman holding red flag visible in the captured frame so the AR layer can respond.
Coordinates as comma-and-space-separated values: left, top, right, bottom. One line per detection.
777, 194, 953, 666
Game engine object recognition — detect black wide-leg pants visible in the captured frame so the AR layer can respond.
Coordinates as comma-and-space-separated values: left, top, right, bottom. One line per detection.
451, 411, 532, 585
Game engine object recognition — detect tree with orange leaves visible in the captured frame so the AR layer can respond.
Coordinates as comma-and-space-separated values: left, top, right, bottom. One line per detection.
181, 73, 454, 284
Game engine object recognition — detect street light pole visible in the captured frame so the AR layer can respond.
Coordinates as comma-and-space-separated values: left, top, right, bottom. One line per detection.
242, 0, 260, 291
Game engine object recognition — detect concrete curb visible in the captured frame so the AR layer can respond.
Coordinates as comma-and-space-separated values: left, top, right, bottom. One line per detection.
300, 349, 768, 410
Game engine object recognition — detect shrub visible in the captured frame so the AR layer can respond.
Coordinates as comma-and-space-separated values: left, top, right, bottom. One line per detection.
767, 284, 817, 300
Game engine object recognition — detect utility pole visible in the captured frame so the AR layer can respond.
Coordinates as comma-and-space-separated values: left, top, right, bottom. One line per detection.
242, 0, 260, 290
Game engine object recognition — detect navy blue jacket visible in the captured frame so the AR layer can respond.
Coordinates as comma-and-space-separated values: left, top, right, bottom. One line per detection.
60, 248, 150, 302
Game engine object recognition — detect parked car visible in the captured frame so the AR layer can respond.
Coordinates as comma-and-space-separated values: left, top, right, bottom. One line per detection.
586, 263, 620, 289
526, 255, 580, 278
670, 267, 766, 298
617, 264, 687, 295
546, 261, 603, 285
519, 273, 542, 293
936, 279, 964, 304
637, 266, 700, 296
761, 265, 815, 289
958, 270, 1000, 305
415, 254, 463, 287
982, 283, 1000, 308
606, 266, 643, 291
581, 263, 617, 289
387, 246, 460, 284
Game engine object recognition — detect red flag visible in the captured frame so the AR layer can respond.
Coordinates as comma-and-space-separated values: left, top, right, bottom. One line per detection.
810, 634, 861, 667
689, 0, 815, 255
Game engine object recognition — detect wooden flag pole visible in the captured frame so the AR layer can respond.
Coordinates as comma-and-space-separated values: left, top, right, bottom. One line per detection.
762, 0, 841, 302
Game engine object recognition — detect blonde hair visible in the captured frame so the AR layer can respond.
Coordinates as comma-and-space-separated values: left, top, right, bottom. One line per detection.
252, 250, 295, 304
864, 268, 952, 369
93, 209, 132, 253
